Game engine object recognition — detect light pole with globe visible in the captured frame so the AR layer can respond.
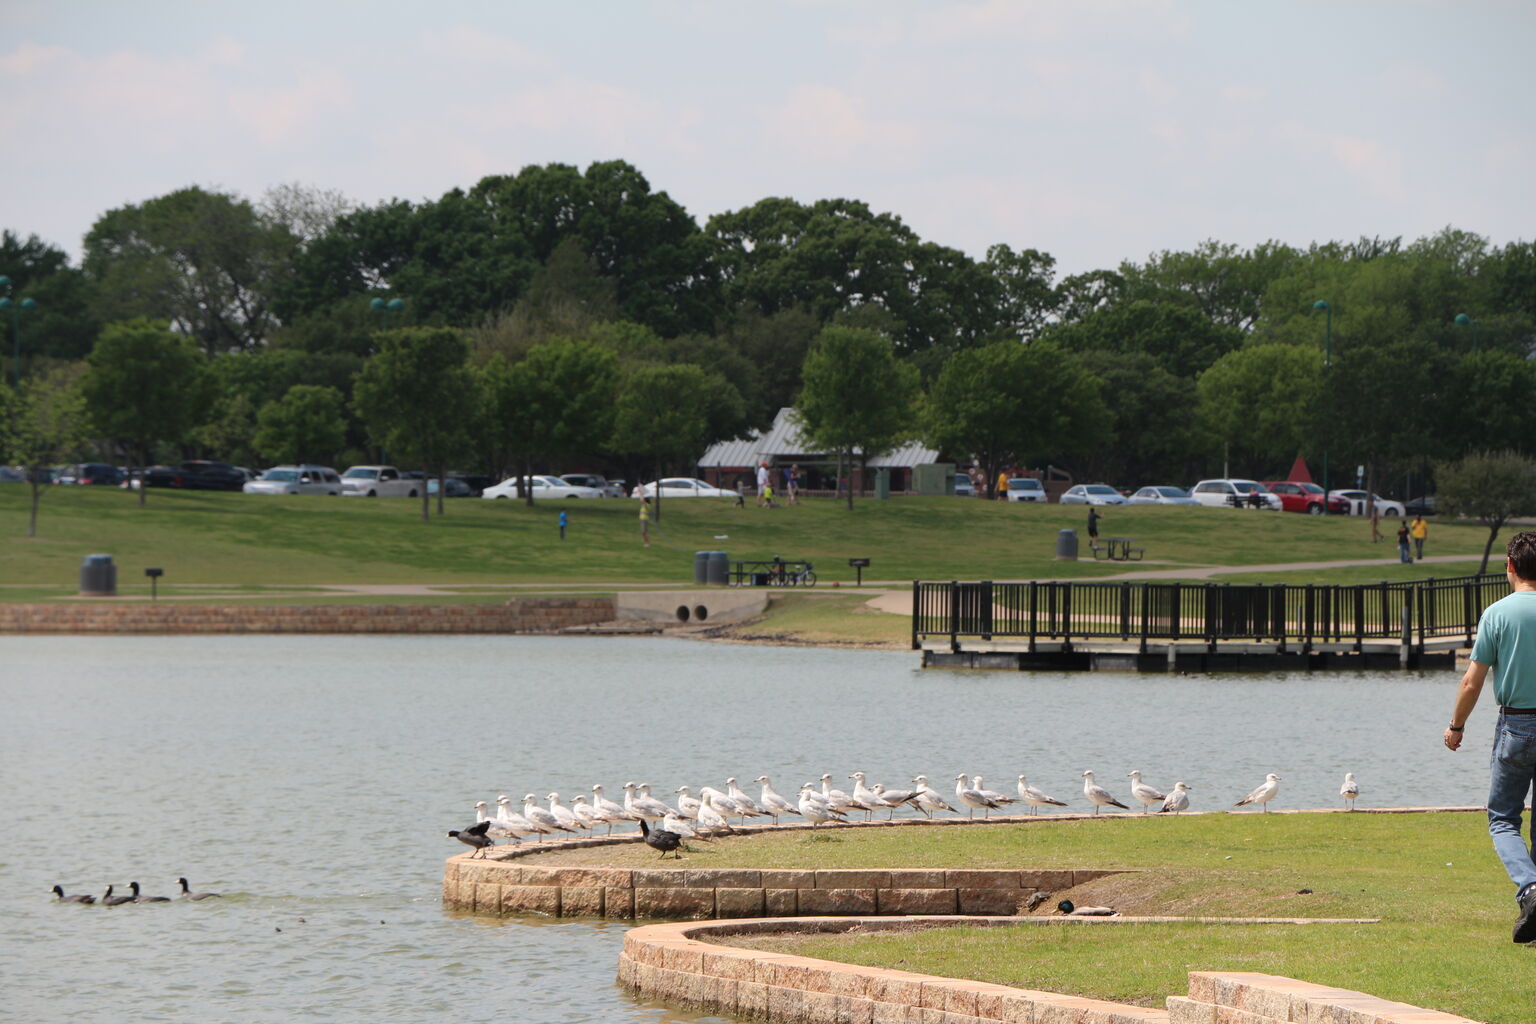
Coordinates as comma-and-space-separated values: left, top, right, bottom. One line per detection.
1312, 299, 1332, 506
0, 275, 39, 388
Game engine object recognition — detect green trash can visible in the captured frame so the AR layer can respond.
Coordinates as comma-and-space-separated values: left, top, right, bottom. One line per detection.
875, 468, 891, 500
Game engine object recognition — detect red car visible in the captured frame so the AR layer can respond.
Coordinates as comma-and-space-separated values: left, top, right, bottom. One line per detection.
1262, 481, 1349, 515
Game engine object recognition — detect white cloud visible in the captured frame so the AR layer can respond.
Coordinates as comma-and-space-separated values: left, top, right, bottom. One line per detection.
766, 85, 919, 164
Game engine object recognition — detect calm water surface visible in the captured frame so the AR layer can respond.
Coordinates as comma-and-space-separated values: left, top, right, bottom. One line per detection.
1, 635, 1489, 1023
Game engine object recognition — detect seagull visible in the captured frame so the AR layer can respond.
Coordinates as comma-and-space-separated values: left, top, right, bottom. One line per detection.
661, 812, 711, 841
1127, 771, 1167, 813
1016, 775, 1068, 814
592, 784, 636, 833
1081, 771, 1129, 814
495, 795, 537, 838
1234, 773, 1282, 812
754, 776, 799, 823
725, 778, 771, 821
1340, 773, 1360, 811
848, 772, 888, 819
523, 793, 577, 837
694, 794, 733, 835
475, 800, 524, 841
177, 877, 221, 900
546, 793, 586, 832
638, 818, 684, 859
954, 773, 1002, 818
798, 784, 846, 827
1159, 782, 1192, 815
447, 820, 495, 857
101, 884, 135, 906
911, 775, 957, 818
819, 774, 859, 813
699, 785, 744, 821
129, 881, 171, 903
871, 783, 920, 818
971, 776, 1017, 815
628, 783, 675, 822
571, 795, 604, 831
673, 786, 703, 820
51, 885, 95, 904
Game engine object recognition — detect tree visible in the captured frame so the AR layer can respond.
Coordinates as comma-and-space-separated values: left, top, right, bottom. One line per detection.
610, 363, 718, 520
1, 363, 89, 536
796, 326, 919, 509
0, 231, 101, 365
1438, 451, 1536, 573
1075, 350, 1197, 483
353, 327, 477, 521
481, 339, 620, 506
1196, 344, 1324, 474
254, 385, 346, 465
84, 187, 297, 354
1044, 298, 1242, 379
80, 319, 213, 506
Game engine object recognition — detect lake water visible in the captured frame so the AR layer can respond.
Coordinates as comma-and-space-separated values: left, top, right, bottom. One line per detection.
1, 635, 1490, 1023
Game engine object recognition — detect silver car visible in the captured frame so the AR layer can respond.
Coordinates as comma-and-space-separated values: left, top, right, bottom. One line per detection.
1128, 485, 1200, 506
1058, 484, 1128, 506
243, 465, 343, 495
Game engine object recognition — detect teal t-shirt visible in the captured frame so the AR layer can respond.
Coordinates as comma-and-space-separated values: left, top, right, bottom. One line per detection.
1469, 590, 1536, 708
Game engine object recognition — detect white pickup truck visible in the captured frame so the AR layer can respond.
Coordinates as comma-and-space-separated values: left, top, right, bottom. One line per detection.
340, 465, 422, 498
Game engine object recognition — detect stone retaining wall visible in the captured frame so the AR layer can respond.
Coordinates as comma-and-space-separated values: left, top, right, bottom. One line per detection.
619, 919, 1479, 1024
0, 597, 616, 634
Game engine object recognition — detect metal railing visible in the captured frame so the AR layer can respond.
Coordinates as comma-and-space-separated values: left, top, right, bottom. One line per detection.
911, 574, 1507, 652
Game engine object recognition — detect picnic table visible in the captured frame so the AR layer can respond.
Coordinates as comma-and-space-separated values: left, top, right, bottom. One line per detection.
1089, 537, 1144, 562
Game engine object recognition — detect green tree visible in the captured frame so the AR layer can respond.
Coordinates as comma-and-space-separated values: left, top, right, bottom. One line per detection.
254, 385, 347, 465
1, 363, 89, 536
353, 327, 476, 521
482, 339, 620, 506
1196, 344, 1324, 475
1076, 350, 1198, 484
1437, 451, 1536, 573
84, 187, 296, 354
796, 326, 919, 509
1044, 298, 1241, 379
610, 363, 719, 521
80, 319, 213, 506
0, 231, 101, 365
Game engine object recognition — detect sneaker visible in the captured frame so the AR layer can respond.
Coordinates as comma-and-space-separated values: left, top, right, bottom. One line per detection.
1516, 884, 1536, 944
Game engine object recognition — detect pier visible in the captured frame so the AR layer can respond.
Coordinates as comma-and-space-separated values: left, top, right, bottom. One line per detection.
912, 573, 1507, 672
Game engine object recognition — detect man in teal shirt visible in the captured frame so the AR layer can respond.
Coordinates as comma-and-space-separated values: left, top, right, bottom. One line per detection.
1445, 531, 1536, 943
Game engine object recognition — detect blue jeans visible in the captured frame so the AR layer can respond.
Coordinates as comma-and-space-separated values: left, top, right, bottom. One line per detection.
1488, 712, 1536, 895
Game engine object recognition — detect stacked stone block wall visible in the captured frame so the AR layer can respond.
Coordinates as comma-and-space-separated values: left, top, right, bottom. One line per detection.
1167, 971, 1478, 1024
0, 598, 616, 635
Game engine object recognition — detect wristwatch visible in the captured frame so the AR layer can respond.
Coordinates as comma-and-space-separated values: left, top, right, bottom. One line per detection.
1447, 723, 1464, 732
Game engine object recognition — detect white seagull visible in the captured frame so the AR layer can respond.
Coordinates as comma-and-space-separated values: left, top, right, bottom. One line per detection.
954, 773, 1002, 818
1016, 775, 1068, 814
673, 786, 703, 820
694, 794, 733, 835
848, 772, 888, 819
1340, 773, 1360, 811
798, 784, 845, 827
522, 793, 577, 839
1234, 773, 1282, 812
1127, 771, 1167, 813
871, 783, 920, 818
699, 785, 744, 821
591, 784, 635, 833
725, 778, 771, 821
474, 800, 522, 841
495, 795, 536, 837
912, 775, 957, 817
971, 776, 1017, 815
623, 782, 672, 822
546, 793, 586, 832
1159, 782, 1192, 814
819, 774, 859, 813
754, 776, 799, 823
1081, 771, 1129, 814
571, 795, 603, 831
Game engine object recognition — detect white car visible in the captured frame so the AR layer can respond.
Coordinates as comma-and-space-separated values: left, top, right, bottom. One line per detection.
1004, 478, 1048, 503
1058, 484, 1127, 506
1190, 479, 1282, 510
481, 475, 603, 500
341, 465, 422, 498
1328, 490, 1406, 517
633, 478, 740, 499
243, 465, 343, 495
1127, 485, 1200, 506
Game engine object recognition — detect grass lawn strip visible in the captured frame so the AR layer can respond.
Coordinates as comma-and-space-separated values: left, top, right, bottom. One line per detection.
522, 812, 1530, 1023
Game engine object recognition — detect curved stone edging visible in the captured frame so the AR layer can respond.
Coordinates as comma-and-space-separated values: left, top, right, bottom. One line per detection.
618, 917, 1479, 1024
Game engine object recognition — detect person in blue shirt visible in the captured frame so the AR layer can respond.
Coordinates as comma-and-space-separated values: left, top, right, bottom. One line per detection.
558, 508, 568, 541
1445, 531, 1536, 943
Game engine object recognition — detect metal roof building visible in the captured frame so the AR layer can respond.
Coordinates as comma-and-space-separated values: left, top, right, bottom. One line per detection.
699, 408, 939, 470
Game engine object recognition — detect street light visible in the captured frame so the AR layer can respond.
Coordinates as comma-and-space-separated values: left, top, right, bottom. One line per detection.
1454, 312, 1480, 352
0, 275, 39, 388
370, 296, 405, 327
1312, 300, 1331, 506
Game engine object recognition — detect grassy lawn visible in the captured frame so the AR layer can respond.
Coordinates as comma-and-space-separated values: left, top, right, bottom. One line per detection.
0, 488, 1499, 597
526, 813, 1527, 1023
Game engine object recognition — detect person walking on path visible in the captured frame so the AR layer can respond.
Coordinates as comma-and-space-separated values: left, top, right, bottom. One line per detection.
787, 464, 801, 505
638, 497, 651, 547
1412, 514, 1428, 560
1444, 531, 1536, 944
1087, 508, 1101, 541
1396, 519, 1412, 563
996, 469, 1008, 500
559, 508, 568, 541
756, 461, 770, 507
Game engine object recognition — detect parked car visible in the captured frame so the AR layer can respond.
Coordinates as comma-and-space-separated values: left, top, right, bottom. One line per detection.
559, 473, 626, 498
1261, 480, 1349, 515
481, 475, 604, 500
1404, 495, 1438, 516
55, 463, 125, 487
1189, 479, 1283, 510
1127, 485, 1200, 506
1005, 477, 1048, 503
953, 473, 975, 498
1327, 490, 1406, 517
142, 460, 248, 491
243, 465, 343, 495
632, 478, 740, 499
0, 465, 26, 483
427, 477, 473, 498
341, 465, 422, 498
1058, 483, 1128, 506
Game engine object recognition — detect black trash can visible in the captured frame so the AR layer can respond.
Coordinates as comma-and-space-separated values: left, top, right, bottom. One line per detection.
706, 551, 729, 586
80, 554, 117, 596
693, 551, 710, 584
1055, 529, 1079, 561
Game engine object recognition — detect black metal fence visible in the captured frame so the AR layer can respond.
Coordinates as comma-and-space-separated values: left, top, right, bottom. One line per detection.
911, 574, 1509, 652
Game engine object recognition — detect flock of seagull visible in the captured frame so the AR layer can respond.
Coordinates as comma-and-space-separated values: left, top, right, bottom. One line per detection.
50, 878, 221, 905
448, 770, 1366, 858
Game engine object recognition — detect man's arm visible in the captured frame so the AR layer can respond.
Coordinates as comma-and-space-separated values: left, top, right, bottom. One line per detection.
1444, 660, 1490, 751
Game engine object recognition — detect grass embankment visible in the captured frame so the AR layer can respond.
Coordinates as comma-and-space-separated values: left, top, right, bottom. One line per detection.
525, 814, 1526, 1023
0, 487, 1496, 601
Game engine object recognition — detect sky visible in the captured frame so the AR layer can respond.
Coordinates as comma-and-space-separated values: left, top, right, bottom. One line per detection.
0, 0, 1531, 276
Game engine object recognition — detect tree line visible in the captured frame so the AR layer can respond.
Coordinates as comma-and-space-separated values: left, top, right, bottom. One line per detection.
2, 159, 1534, 532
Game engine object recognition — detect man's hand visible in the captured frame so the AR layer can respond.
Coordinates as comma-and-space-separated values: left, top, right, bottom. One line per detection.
1444, 726, 1464, 751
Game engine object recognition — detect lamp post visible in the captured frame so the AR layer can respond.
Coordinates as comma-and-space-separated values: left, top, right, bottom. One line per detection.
1454, 312, 1480, 352
1312, 300, 1332, 507
370, 296, 404, 327
0, 275, 39, 388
